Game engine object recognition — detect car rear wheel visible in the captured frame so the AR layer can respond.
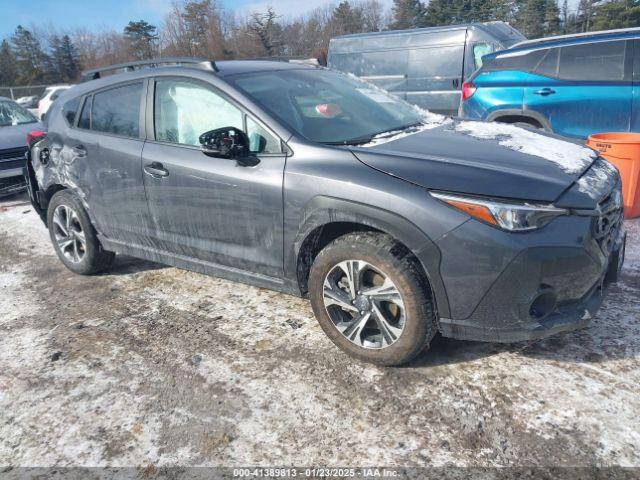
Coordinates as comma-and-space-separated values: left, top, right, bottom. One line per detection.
47, 190, 114, 275
309, 232, 436, 366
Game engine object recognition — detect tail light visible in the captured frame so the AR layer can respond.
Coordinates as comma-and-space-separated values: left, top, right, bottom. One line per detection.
461, 82, 477, 102
27, 130, 46, 148
37, 100, 41, 109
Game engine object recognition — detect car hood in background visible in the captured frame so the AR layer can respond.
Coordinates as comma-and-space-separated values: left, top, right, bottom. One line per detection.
0, 122, 41, 150
351, 120, 598, 204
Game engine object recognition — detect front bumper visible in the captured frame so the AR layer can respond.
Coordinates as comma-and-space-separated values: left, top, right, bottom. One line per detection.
436, 213, 626, 343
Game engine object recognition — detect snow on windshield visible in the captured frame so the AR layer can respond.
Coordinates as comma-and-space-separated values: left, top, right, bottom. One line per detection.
455, 121, 596, 175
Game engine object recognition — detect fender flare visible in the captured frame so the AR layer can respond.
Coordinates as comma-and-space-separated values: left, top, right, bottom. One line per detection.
286, 196, 451, 319
486, 108, 553, 132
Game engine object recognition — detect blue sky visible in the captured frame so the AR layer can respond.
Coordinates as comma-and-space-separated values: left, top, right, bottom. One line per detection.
0, 0, 579, 39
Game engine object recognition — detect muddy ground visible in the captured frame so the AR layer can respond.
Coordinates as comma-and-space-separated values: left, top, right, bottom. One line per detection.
1, 192, 639, 469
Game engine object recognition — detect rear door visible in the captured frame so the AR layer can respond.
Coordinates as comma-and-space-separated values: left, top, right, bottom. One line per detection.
66, 82, 151, 245
141, 77, 286, 277
523, 40, 632, 139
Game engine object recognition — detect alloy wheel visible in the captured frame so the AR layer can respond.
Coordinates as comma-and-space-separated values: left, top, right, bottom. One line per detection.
52, 204, 86, 264
323, 260, 405, 349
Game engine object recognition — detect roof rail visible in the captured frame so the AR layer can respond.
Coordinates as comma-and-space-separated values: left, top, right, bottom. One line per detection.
81, 57, 219, 82
511, 26, 640, 49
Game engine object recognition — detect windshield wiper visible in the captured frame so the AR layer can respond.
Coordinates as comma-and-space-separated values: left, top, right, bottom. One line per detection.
322, 135, 374, 146
322, 122, 424, 147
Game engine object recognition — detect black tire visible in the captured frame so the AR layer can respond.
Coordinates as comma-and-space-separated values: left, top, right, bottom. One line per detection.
308, 232, 437, 366
47, 190, 115, 275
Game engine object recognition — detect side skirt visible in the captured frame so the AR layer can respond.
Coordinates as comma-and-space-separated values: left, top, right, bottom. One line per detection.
99, 236, 301, 297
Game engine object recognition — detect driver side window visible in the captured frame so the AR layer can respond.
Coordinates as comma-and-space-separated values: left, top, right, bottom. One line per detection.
155, 79, 243, 147
154, 79, 281, 154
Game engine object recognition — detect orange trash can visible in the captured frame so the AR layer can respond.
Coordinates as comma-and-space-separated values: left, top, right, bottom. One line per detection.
586, 133, 640, 219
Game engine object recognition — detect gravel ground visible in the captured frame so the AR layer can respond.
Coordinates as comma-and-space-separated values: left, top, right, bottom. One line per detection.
1, 193, 639, 469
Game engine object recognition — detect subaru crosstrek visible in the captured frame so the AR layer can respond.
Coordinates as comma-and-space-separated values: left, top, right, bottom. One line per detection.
25, 58, 626, 366
460, 28, 640, 139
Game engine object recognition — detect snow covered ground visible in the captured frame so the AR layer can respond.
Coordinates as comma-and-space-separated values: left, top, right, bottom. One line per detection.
1, 193, 639, 469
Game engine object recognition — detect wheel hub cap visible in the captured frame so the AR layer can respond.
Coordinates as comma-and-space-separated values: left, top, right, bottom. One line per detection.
354, 295, 371, 312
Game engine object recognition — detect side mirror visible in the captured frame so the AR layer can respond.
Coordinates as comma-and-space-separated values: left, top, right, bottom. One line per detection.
199, 127, 251, 160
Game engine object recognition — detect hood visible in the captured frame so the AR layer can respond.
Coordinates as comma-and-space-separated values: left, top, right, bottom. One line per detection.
351, 120, 598, 203
0, 122, 41, 151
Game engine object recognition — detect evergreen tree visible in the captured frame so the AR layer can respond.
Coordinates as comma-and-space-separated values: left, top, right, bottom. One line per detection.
390, 0, 425, 29
59, 35, 81, 81
591, 0, 640, 30
0, 40, 17, 86
10, 26, 49, 84
124, 20, 158, 60
48, 35, 80, 83
329, 1, 365, 36
423, 0, 450, 26
544, 0, 561, 35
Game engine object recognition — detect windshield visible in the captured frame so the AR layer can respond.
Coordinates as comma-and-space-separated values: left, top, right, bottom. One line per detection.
0, 100, 37, 127
228, 69, 424, 144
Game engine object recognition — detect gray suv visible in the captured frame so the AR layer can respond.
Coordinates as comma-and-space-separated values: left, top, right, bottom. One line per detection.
25, 58, 626, 366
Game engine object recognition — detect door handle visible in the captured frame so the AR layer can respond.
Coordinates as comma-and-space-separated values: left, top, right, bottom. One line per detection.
143, 162, 169, 178
534, 88, 556, 96
72, 145, 87, 157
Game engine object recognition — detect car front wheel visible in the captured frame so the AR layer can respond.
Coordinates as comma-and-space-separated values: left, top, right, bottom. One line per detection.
309, 232, 436, 366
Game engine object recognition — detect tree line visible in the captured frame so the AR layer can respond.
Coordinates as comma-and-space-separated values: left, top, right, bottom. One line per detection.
1, 0, 639, 87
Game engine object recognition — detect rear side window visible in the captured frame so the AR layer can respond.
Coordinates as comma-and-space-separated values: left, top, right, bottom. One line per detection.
62, 97, 80, 126
78, 96, 91, 130
533, 48, 559, 77
91, 83, 142, 138
483, 49, 545, 73
557, 40, 627, 81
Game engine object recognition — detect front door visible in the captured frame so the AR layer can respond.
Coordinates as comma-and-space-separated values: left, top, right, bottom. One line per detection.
141, 77, 286, 277
524, 40, 632, 139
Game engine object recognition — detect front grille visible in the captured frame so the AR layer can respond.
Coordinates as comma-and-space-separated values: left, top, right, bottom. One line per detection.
0, 159, 25, 170
593, 185, 624, 255
0, 146, 28, 163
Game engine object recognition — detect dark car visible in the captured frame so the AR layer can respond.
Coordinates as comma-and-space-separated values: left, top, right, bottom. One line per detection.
0, 97, 41, 196
25, 58, 625, 366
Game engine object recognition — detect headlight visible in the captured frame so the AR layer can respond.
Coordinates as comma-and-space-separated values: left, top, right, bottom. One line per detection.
430, 192, 568, 231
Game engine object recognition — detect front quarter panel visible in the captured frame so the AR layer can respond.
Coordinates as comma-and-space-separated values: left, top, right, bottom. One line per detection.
283, 141, 470, 318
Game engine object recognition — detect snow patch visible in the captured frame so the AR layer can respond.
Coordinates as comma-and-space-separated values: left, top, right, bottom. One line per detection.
455, 121, 597, 174
0, 266, 40, 326
576, 159, 619, 200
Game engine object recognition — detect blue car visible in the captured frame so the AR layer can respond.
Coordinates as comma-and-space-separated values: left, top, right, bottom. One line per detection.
459, 28, 640, 139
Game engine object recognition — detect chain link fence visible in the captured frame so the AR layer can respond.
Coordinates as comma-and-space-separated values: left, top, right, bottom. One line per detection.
0, 85, 49, 101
